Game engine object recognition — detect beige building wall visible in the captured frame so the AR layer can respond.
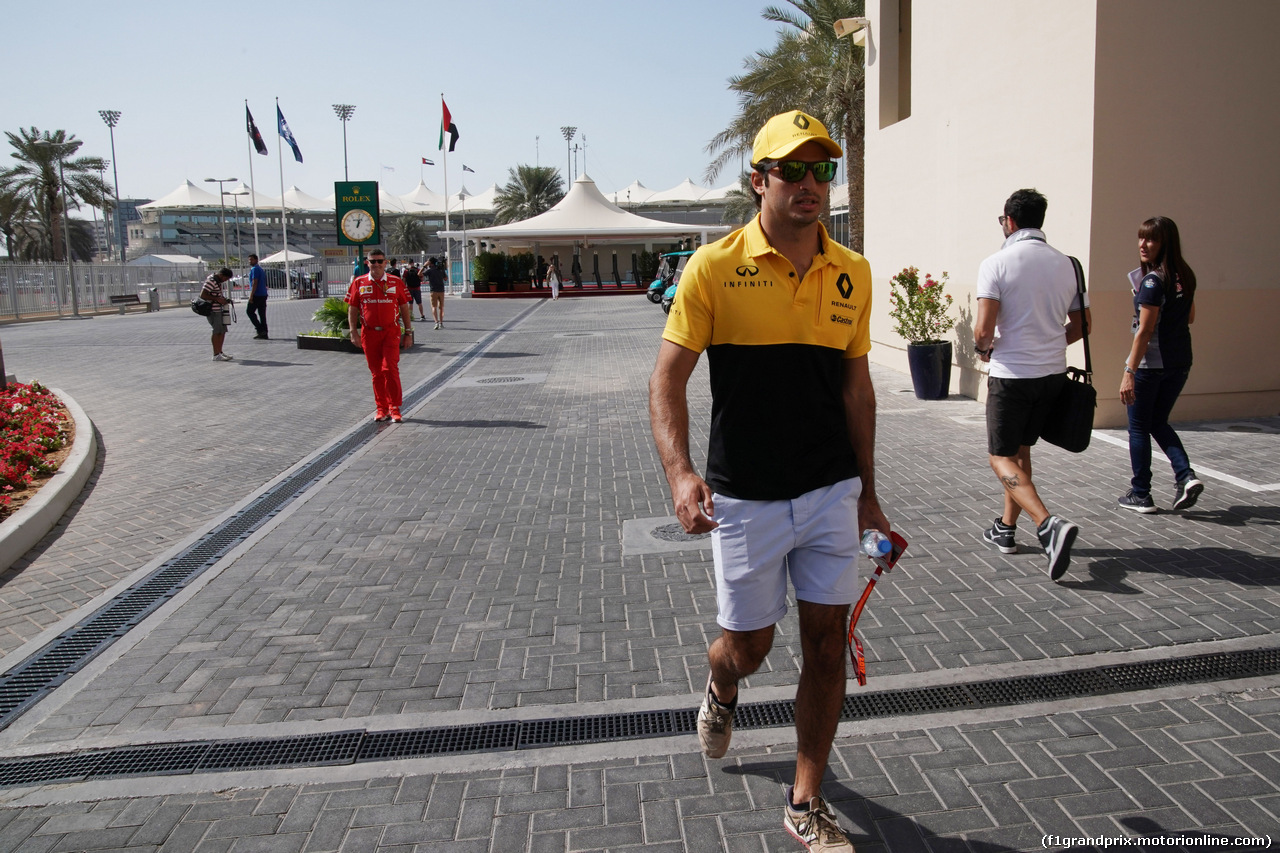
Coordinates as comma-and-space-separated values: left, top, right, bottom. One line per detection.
1088, 0, 1280, 425
863, 0, 1280, 427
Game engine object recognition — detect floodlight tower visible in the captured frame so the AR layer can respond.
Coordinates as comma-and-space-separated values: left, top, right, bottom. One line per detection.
98, 109, 124, 262
333, 104, 356, 181
560, 126, 576, 185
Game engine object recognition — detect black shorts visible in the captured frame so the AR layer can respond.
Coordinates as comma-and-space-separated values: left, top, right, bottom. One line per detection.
986, 373, 1066, 457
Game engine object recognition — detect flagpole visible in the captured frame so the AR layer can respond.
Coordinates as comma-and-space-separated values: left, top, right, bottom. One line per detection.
441, 99, 451, 291
245, 100, 261, 257
276, 97, 292, 298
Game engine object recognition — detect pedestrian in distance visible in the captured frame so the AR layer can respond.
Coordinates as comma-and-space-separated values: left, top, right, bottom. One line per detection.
201, 267, 236, 362
424, 257, 447, 329
347, 249, 413, 423
246, 254, 269, 339
402, 261, 427, 321
974, 188, 1091, 581
546, 253, 562, 301
649, 109, 889, 853
1118, 216, 1203, 513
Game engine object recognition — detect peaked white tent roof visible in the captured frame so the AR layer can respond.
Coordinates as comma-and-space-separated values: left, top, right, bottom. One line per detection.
698, 182, 738, 201
127, 253, 205, 266
606, 180, 655, 206
259, 249, 315, 264
400, 181, 448, 213
646, 178, 711, 203
378, 188, 408, 214
280, 186, 330, 211
224, 182, 281, 210
138, 181, 222, 209
456, 183, 498, 213
441, 174, 729, 243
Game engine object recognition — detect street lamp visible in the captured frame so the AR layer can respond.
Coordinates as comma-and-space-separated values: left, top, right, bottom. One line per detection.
34, 139, 80, 317
98, 109, 124, 263
560, 126, 576, 186
227, 185, 250, 274
333, 104, 356, 181
204, 177, 237, 265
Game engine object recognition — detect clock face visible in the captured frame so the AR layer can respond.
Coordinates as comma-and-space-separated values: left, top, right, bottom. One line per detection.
341, 209, 375, 242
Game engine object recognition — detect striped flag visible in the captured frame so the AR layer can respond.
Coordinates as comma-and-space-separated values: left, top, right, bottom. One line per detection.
277, 105, 303, 163
246, 106, 268, 155
462, 164, 475, 173
439, 99, 459, 152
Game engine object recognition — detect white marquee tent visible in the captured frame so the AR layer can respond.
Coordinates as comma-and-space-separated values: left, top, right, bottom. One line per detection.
442, 174, 728, 247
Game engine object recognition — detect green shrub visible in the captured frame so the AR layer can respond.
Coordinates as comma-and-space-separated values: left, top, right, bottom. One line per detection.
311, 297, 351, 336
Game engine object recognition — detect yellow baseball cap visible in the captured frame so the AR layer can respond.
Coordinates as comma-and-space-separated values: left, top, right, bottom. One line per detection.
751, 110, 843, 164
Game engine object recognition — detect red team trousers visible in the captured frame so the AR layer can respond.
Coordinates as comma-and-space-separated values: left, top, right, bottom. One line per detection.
361, 328, 403, 415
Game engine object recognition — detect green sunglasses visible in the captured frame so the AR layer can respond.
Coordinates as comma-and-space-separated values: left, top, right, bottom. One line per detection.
759, 159, 838, 183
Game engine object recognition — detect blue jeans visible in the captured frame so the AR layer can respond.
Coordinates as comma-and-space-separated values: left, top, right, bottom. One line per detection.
1127, 367, 1193, 497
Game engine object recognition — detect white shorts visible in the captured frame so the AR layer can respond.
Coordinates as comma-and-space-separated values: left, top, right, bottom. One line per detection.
710, 477, 862, 632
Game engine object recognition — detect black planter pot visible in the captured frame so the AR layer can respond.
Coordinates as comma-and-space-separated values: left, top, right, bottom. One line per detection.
296, 334, 360, 353
906, 341, 952, 400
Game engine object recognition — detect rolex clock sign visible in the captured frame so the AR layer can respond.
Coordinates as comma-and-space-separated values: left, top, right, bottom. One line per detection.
335, 181, 380, 247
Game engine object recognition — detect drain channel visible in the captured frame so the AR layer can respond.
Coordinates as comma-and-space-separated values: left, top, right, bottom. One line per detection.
1, 645, 1278, 790
0, 302, 543, 733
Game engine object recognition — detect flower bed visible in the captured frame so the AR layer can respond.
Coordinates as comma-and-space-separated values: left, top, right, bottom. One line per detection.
0, 382, 74, 520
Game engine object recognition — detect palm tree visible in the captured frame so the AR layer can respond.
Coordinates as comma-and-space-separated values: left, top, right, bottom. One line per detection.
721, 172, 759, 225
705, 0, 866, 251
0, 127, 110, 262
493, 165, 564, 224
385, 215, 430, 255
0, 188, 34, 259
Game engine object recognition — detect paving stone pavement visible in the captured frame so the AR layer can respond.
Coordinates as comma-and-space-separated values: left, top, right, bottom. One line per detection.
0, 295, 1277, 851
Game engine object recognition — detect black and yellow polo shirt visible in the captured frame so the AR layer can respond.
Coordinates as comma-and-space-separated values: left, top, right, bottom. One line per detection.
663, 216, 872, 501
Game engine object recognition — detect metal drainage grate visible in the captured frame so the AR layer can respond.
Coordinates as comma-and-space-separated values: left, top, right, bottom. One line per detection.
476, 376, 527, 384
3, 644, 1279, 791
0, 303, 543, 734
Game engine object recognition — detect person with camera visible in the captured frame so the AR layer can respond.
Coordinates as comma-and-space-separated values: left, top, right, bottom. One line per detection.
200, 267, 235, 362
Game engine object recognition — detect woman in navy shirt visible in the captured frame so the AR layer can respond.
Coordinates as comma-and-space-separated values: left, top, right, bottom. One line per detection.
1117, 216, 1202, 513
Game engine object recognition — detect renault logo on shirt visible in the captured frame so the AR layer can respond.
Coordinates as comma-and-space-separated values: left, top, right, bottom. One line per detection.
736, 265, 759, 277
835, 272, 854, 299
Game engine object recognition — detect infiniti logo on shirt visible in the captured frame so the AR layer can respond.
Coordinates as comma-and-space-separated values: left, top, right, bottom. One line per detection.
736, 265, 759, 277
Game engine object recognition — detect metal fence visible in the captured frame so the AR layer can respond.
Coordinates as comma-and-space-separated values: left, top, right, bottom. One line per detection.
0, 262, 330, 320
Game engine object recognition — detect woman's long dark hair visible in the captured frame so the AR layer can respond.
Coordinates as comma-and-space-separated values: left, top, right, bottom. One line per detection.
1138, 216, 1196, 299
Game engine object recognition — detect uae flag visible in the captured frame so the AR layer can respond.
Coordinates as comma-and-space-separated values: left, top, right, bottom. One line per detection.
439, 99, 459, 152
246, 106, 268, 155
421, 157, 434, 165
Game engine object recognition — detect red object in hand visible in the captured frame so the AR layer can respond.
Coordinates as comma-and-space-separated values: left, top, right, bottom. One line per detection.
847, 531, 908, 686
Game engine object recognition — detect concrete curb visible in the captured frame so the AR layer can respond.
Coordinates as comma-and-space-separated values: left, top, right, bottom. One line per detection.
0, 388, 96, 573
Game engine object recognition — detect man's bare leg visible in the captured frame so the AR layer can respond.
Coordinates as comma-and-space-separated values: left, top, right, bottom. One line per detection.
989, 446, 1049, 528
707, 625, 774, 705
791, 601, 851, 803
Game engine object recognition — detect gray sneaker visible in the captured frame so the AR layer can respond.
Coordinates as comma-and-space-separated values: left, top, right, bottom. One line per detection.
1117, 490, 1157, 514
1037, 516, 1078, 582
696, 674, 734, 759
983, 519, 1017, 554
1173, 477, 1204, 511
784, 790, 854, 852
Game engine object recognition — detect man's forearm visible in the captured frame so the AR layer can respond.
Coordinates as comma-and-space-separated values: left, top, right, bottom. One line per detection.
649, 381, 697, 485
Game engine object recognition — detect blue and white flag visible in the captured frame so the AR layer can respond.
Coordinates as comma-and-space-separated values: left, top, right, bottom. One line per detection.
277, 105, 303, 163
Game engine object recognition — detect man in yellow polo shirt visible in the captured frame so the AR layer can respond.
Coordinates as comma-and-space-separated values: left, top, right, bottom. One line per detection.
649, 110, 890, 852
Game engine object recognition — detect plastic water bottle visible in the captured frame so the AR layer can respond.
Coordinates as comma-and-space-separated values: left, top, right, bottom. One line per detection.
861, 530, 891, 558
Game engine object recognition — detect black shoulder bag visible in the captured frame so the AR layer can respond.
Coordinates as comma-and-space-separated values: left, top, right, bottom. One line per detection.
1039, 256, 1096, 453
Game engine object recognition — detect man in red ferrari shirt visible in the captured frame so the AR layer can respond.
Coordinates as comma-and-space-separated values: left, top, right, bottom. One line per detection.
347, 248, 414, 422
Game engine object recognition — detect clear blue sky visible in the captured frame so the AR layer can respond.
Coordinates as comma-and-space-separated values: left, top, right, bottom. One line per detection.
6, 0, 785, 208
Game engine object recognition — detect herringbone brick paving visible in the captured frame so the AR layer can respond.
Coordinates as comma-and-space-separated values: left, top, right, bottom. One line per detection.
0, 295, 1277, 850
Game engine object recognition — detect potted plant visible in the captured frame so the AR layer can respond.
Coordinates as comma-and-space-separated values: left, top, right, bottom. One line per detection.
888, 267, 956, 399
297, 296, 360, 352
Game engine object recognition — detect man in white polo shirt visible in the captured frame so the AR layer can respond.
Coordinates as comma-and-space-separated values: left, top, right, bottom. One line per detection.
974, 189, 1090, 581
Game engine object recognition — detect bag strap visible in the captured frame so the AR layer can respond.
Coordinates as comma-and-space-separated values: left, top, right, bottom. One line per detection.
1068, 256, 1092, 380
